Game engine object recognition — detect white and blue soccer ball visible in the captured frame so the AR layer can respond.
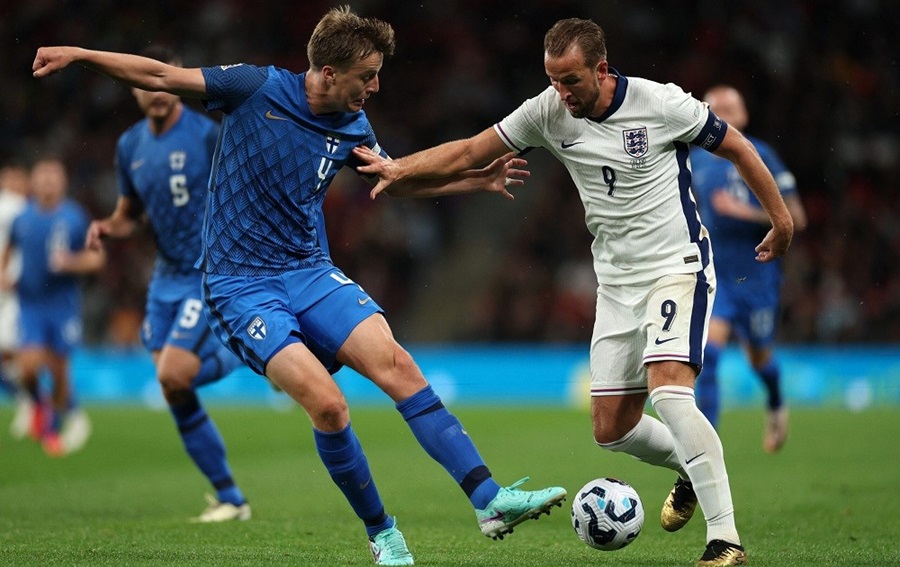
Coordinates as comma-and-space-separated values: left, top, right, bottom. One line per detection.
571, 477, 644, 551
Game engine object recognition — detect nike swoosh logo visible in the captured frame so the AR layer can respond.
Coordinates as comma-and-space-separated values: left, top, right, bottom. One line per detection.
654, 336, 679, 345
358, 297, 372, 305
685, 452, 706, 464
561, 140, 584, 149
130, 159, 145, 170
359, 477, 372, 490
265, 110, 289, 121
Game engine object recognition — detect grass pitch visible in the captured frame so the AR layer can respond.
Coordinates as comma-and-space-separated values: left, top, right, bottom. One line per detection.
0, 404, 897, 566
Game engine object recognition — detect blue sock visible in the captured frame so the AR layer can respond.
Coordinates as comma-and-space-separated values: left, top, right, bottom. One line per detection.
170, 391, 244, 506
396, 385, 500, 509
192, 347, 243, 389
696, 342, 721, 428
314, 424, 392, 538
756, 358, 783, 410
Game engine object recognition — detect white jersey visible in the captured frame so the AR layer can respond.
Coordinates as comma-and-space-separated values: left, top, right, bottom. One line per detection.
0, 189, 25, 281
495, 70, 728, 285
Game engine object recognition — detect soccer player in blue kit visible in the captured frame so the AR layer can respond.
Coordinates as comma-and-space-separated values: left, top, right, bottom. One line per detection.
689, 86, 807, 453
1, 158, 104, 456
33, 7, 565, 565
85, 45, 251, 522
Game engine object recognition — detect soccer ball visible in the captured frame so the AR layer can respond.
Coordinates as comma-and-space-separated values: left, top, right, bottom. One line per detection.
571, 477, 644, 550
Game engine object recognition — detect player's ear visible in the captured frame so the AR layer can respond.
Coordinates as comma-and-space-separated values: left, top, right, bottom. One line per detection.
322, 65, 337, 87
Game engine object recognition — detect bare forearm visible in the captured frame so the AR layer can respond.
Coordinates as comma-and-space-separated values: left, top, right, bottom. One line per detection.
34, 46, 206, 98
733, 156, 793, 233
387, 171, 488, 198
394, 140, 481, 181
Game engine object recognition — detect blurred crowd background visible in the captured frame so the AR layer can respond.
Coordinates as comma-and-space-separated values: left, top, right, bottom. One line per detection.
1, 0, 897, 347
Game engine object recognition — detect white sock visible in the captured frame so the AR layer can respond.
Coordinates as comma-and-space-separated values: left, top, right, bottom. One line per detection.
598, 414, 687, 478
650, 385, 741, 545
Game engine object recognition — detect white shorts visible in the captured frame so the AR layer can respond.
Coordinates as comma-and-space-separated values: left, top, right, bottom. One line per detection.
589, 264, 716, 397
0, 289, 19, 351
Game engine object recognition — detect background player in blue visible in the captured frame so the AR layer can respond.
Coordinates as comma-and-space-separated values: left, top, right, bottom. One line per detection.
33, 7, 564, 566
0, 158, 104, 456
690, 86, 807, 453
85, 45, 251, 521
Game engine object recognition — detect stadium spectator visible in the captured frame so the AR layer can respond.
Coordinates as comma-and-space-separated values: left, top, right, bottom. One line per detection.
690, 85, 808, 452
85, 45, 251, 522
356, 17, 796, 566
0, 158, 104, 455
32, 6, 566, 565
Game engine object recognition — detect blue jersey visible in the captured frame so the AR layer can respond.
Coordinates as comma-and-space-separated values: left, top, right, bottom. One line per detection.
690, 135, 797, 289
10, 199, 90, 304
199, 64, 385, 276
116, 106, 218, 282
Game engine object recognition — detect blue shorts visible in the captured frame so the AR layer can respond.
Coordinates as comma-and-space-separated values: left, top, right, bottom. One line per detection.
712, 281, 780, 348
19, 298, 81, 354
142, 293, 223, 361
202, 265, 383, 375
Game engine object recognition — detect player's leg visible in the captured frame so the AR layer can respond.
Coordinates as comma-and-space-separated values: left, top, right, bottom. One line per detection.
44, 349, 91, 455
16, 346, 49, 441
267, 342, 411, 564
203, 269, 410, 565
695, 317, 730, 428
643, 271, 745, 564
156, 345, 250, 521
746, 303, 787, 453
339, 313, 566, 540
148, 295, 249, 521
587, 281, 696, 531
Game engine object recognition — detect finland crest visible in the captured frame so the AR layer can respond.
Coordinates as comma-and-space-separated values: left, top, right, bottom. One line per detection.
623, 127, 649, 158
247, 316, 267, 341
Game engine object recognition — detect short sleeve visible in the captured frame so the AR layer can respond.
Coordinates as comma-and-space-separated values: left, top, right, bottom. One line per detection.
660, 83, 728, 152
201, 64, 268, 114
114, 136, 136, 199
494, 90, 549, 153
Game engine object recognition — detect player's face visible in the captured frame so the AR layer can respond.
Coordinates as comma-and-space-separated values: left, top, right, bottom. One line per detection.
30, 160, 67, 206
545, 46, 605, 119
329, 52, 383, 112
705, 88, 748, 130
131, 87, 180, 122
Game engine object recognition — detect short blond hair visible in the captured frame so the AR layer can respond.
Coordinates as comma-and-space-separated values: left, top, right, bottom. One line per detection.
307, 5, 395, 71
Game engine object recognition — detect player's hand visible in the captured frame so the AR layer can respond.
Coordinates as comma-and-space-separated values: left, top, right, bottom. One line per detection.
85, 220, 109, 251
476, 153, 528, 200
353, 146, 398, 200
755, 223, 793, 262
32, 46, 79, 78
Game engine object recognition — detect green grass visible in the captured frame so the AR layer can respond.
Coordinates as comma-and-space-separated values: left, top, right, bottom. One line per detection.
1, 405, 898, 566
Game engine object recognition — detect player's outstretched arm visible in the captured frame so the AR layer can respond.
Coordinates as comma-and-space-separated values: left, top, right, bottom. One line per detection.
33, 46, 207, 99
714, 127, 794, 262
354, 147, 528, 200
354, 128, 510, 199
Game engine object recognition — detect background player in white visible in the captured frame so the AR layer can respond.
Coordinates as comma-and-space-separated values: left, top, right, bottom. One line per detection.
356, 17, 793, 567
86, 45, 251, 522
0, 163, 31, 438
690, 85, 807, 452
32, 7, 564, 566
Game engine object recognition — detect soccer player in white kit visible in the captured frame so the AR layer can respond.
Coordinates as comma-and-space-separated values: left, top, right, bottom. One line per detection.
0, 164, 30, 438
355, 18, 794, 567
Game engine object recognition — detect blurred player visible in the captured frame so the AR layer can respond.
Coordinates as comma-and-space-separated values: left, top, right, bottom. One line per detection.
0, 158, 104, 455
354, 17, 795, 567
0, 163, 31, 438
85, 45, 251, 522
690, 85, 807, 452
33, 7, 564, 565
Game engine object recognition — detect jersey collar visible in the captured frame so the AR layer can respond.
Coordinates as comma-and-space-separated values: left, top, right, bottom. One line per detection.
587, 66, 627, 124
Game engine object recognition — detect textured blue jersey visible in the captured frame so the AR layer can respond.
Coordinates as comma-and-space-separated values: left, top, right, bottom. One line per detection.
116, 106, 218, 279
10, 199, 90, 303
690, 136, 796, 287
199, 64, 385, 276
